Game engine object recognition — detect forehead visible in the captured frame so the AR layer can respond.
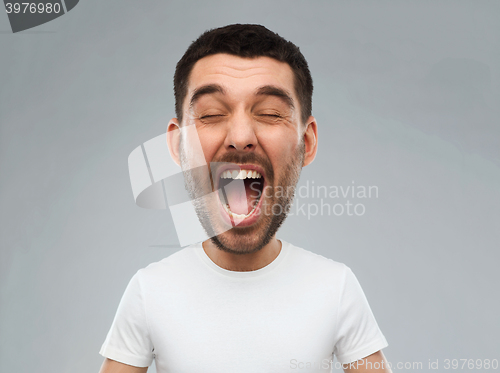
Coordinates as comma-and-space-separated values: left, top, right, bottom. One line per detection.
186, 54, 296, 104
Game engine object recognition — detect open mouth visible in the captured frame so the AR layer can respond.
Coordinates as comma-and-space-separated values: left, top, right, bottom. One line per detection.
216, 166, 266, 226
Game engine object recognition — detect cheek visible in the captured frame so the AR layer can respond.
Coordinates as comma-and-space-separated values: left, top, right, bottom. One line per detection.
196, 129, 225, 162
258, 130, 300, 160
201, 144, 218, 164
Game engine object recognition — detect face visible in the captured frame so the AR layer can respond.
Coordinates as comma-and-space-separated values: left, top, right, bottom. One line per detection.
168, 54, 317, 254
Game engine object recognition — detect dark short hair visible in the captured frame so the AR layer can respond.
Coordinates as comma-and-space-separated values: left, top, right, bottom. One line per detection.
174, 24, 313, 125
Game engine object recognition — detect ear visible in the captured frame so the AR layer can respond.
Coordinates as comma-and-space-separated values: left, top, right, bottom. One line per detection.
302, 116, 318, 167
167, 118, 181, 166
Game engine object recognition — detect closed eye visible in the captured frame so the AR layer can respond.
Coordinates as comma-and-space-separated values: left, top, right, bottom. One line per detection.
200, 114, 224, 119
260, 114, 282, 118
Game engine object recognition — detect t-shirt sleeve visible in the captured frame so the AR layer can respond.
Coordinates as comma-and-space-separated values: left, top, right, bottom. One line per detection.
99, 271, 154, 367
333, 265, 388, 364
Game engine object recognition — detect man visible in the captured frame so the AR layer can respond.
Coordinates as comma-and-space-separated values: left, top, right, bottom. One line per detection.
99, 24, 391, 373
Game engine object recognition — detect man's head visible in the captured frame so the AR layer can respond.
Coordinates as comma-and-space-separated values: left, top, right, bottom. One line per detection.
167, 24, 318, 255
174, 24, 313, 126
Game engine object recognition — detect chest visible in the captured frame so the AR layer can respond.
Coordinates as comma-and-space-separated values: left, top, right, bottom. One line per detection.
145, 277, 339, 372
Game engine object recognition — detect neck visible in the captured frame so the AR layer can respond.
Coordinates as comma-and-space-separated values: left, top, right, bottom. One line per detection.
202, 237, 282, 272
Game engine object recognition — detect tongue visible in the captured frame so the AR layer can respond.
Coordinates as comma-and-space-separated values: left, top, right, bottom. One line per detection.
223, 179, 250, 215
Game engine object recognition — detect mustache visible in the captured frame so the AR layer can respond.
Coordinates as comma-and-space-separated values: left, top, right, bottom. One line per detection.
212, 153, 274, 180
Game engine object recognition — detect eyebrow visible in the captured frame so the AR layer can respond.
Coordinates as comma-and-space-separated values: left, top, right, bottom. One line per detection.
188, 83, 295, 110
189, 84, 226, 108
255, 85, 295, 110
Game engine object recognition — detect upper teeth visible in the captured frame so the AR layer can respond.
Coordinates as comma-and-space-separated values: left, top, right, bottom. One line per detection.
220, 170, 262, 179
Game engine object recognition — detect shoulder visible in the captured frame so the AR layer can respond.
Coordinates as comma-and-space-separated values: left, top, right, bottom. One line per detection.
288, 242, 348, 271
285, 241, 350, 282
134, 245, 199, 284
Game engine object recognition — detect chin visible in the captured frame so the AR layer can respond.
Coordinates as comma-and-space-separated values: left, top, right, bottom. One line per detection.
209, 227, 273, 255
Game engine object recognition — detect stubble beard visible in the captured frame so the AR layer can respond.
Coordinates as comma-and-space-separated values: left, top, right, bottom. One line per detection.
180, 138, 305, 255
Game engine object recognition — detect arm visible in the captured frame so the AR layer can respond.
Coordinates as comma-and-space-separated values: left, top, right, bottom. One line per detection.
343, 351, 392, 373
99, 273, 154, 370
99, 358, 148, 373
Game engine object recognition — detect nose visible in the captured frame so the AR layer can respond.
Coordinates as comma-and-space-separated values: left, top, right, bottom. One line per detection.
224, 110, 258, 152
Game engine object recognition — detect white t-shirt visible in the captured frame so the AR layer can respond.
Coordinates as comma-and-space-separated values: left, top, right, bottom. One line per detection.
100, 241, 388, 372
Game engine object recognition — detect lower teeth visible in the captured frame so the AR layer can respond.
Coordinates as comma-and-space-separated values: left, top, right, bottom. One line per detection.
223, 203, 257, 219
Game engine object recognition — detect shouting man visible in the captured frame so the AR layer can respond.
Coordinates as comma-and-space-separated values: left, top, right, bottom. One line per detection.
99, 24, 390, 373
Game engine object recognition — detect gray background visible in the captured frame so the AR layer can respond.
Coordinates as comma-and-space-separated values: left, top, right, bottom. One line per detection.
1, 1, 499, 372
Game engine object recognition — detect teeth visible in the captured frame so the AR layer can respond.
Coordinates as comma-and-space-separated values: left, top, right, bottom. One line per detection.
221, 169, 262, 180
223, 203, 258, 219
